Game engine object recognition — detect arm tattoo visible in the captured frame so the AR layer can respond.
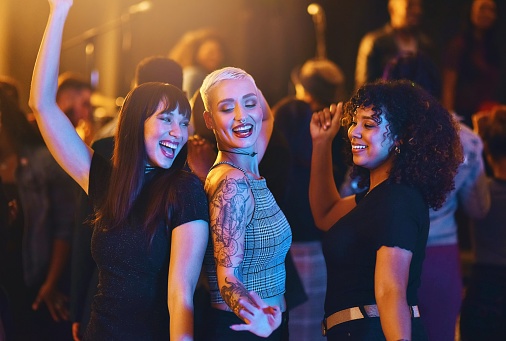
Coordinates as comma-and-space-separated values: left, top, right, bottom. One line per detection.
210, 177, 249, 268
220, 277, 256, 316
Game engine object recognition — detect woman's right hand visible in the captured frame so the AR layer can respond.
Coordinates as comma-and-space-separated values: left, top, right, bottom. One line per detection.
310, 102, 343, 144
230, 291, 282, 338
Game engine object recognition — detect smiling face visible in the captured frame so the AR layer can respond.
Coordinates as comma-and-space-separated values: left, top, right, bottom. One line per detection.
204, 78, 262, 152
144, 100, 189, 169
348, 106, 396, 171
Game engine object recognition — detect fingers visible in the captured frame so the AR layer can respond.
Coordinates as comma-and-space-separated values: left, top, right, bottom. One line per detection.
311, 103, 343, 131
33, 295, 70, 322
72, 322, 81, 341
230, 322, 250, 332
237, 298, 258, 316
333, 102, 344, 125
248, 291, 267, 308
32, 297, 41, 311
270, 305, 281, 318
47, 302, 60, 322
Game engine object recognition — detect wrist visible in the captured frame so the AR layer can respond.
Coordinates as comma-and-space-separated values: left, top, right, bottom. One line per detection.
50, 3, 72, 16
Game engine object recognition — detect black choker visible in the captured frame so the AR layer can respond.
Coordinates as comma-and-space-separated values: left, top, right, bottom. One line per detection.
219, 149, 257, 157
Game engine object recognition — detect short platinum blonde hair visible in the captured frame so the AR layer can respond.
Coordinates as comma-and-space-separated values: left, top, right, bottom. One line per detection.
200, 66, 257, 112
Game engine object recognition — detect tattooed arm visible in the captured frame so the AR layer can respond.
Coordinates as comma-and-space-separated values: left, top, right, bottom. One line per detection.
208, 169, 254, 314
207, 168, 281, 337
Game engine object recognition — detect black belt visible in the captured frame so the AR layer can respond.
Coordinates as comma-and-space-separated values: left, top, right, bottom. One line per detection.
321, 304, 420, 336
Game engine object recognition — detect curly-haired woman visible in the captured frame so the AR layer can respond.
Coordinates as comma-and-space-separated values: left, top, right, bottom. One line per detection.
309, 79, 463, 340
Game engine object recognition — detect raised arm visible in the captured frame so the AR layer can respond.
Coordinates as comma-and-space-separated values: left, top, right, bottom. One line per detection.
207, 169, 280, 337
254, 89, 273, 163
168, 219, 209, 341
29, 0, 93, 193
309, 103, 356, 231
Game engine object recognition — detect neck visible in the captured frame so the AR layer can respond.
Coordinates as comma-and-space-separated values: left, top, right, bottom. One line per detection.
368, 157, 394, 191
219, 149, 257, 157
216, 150, 260, 177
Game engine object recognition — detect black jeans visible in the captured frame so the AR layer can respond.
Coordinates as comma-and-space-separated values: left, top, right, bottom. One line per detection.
199, 307, 289, 341
325, 316, 428, 341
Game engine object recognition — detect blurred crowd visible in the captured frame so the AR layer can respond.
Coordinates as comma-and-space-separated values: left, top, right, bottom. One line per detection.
1, 0, 505, 340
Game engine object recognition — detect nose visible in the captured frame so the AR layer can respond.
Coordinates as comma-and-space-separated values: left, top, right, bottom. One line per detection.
234, 106, 246, 123
170, 122, 182, 139
349, 124, 361, 139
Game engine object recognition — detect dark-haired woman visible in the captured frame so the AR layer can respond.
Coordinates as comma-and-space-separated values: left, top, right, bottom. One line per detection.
29, 1, 208, 340
309, 80, 462, 340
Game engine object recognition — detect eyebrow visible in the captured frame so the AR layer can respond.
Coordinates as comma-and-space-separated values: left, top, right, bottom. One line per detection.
217, 93, 258, 106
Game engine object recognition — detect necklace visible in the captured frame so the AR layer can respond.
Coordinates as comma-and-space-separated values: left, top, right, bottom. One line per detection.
219, 149, 257, 157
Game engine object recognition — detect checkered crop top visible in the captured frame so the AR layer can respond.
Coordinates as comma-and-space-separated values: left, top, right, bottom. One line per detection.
204, 161, 292, 303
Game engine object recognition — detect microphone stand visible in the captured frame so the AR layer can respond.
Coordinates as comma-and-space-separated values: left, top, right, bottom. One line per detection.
307, 3, 327, 60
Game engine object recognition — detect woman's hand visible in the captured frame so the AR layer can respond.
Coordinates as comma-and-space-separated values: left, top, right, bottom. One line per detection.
230, 291, 282, 338
310, 102, 343, 144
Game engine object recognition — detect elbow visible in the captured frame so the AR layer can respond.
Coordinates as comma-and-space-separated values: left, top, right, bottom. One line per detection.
28, 95, 39, 113
375, 285, 406, 308
167, 285, 194, 314
28, 94, 51, 115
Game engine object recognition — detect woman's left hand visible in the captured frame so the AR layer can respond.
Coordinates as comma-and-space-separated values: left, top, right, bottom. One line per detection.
230, 291, 282, 338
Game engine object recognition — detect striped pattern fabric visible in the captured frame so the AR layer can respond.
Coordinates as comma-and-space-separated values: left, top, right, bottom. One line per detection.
206, 161, 292, 303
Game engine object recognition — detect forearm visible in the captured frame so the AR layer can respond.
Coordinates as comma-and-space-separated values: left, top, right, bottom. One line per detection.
29, 0, 92, 192
44, 238, 71, 288
29, 2, 70, 112
309, 140, 340, 229
377, 292, 411, 341
168, 290, 194, 341
219, 274, 256, 321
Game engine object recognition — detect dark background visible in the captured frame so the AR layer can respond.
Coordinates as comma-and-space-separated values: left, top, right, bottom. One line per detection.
1, 0, 505, 113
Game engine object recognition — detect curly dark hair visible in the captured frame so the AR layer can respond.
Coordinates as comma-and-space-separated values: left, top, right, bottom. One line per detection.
343, 79, 463, 210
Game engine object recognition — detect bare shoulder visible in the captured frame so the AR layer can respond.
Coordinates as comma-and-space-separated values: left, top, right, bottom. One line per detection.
205, 165, 254, 220
205, 164, 250, 197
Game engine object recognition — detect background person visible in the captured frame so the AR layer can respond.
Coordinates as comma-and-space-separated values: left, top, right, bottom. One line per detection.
382, 52, 490, 341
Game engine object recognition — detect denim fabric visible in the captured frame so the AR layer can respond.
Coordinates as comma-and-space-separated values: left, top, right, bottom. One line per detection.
17, 146, 78, 286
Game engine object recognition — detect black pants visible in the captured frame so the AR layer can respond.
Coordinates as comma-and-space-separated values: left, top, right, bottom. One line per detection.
199, 307, 289, 341
325, 317, 428, 341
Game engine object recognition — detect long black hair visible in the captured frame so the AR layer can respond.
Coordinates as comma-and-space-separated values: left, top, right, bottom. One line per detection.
95, 82, 193, 243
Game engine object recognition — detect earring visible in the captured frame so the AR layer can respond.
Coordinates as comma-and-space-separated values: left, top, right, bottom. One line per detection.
394, 145, 401, 154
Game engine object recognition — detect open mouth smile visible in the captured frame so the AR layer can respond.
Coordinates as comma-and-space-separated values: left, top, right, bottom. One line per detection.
160, 140, 179, 159
232, 123, 253, 138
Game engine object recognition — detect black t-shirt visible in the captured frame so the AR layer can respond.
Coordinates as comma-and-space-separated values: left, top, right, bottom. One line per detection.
85, 153, 209, 341
322, 181, 429, 316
